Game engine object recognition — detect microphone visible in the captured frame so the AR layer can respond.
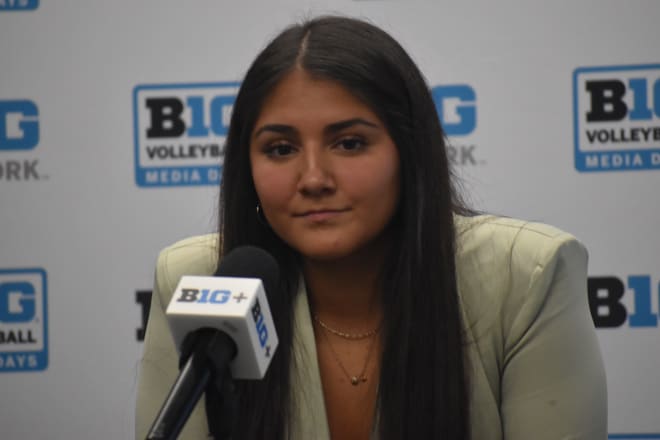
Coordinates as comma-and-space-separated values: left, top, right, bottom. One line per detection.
146, 246, 280, 440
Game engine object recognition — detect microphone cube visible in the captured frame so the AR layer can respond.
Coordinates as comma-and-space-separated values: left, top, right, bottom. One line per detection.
166, 276, 278, 379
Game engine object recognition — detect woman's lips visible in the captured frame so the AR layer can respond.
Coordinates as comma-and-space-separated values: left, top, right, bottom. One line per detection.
294, 208, 350, 222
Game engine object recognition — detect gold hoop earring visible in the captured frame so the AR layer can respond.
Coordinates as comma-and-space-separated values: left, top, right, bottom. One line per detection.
256, 203, 268, 226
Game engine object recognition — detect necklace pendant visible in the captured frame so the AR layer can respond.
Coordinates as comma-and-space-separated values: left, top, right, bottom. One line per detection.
350, 375, 367, 386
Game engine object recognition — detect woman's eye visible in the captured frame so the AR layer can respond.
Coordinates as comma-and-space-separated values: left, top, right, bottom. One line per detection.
336, 137, 366, 151
265, 143, 294, 157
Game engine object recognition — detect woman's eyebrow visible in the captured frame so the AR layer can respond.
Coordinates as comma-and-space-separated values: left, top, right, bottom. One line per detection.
324, 118, 378, 135
252, 118, 379, 139
253, 124, 297, 139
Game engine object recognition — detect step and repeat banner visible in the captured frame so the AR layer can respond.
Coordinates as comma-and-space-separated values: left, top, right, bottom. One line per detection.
1, 1, 658, 438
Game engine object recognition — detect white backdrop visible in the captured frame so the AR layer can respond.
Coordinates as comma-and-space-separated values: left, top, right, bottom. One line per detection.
1, 1, 659, 438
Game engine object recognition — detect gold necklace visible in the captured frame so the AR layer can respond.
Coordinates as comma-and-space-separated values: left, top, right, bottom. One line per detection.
313, 315, 381, 340
316, 319, 380, 386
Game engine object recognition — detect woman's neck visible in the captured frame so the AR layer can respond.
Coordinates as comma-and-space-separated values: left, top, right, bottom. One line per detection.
302, 238, 389, 330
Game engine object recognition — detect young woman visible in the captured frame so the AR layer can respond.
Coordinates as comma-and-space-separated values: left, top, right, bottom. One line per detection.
137, 16, 606, 440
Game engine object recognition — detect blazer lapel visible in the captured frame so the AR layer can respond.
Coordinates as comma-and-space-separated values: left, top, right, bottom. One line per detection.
287, 279, 331, 439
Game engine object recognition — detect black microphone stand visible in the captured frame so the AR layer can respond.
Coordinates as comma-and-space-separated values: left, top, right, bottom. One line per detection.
146, 329, 236, 440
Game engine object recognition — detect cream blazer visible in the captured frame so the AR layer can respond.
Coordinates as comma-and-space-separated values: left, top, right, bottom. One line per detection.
136, 215, 607, 439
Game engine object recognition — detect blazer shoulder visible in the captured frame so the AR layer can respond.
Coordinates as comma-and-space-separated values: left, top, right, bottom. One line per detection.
455, 214, 586, 270
456, 214, 578, 244
455, 214, 588, 337
154, 233, 219, 305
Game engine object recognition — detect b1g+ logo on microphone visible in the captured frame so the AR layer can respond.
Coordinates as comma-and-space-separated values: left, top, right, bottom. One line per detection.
573, 63, 660, 172
0, 268, 48, 372
176, 288, 231, 304
133, 82, 239, 187
0, 0, 39, 10
251, 299, 271, 356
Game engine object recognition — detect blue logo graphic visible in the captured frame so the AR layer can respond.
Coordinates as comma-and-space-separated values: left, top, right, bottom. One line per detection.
251, 300, 269, 349
573, 63, 660, 172
608, 435, 660, 439
0, 0, 38, 10
0, 100, 39, 150
133, 82, 239, 187
0, 268, 48, 372
431, 85, 477, 136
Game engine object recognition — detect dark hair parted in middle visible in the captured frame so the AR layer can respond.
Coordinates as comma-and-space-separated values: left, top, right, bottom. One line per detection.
219, 15, 470, 440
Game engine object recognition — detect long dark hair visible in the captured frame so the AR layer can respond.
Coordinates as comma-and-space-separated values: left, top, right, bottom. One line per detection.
218, 16, 470, 439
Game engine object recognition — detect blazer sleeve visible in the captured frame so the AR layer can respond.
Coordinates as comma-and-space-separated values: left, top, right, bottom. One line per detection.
500, 234, 607, 439
135, 241, 212, 440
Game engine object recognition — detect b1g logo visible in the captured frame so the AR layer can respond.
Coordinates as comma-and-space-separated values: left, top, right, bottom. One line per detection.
133, 82, 239, 187
0, 268, 48, 372
588, 275, 659, 328
0, 100, 39, 151
176, 288, 231, 304
431, 85, 481, 166
573, 63, 660, 172
608, 435, 660, 439
432, 85, 476, 137
251, 300, 271, 356
0, 0, 39, 10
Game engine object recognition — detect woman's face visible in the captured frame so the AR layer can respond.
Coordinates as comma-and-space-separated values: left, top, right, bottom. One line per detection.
249, 69, 400, 262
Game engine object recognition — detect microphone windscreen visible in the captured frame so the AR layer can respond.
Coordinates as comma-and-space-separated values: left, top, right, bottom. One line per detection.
215, 246, 280, 296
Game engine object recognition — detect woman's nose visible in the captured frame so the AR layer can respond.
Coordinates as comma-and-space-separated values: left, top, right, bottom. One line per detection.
297, 149, 335, 197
